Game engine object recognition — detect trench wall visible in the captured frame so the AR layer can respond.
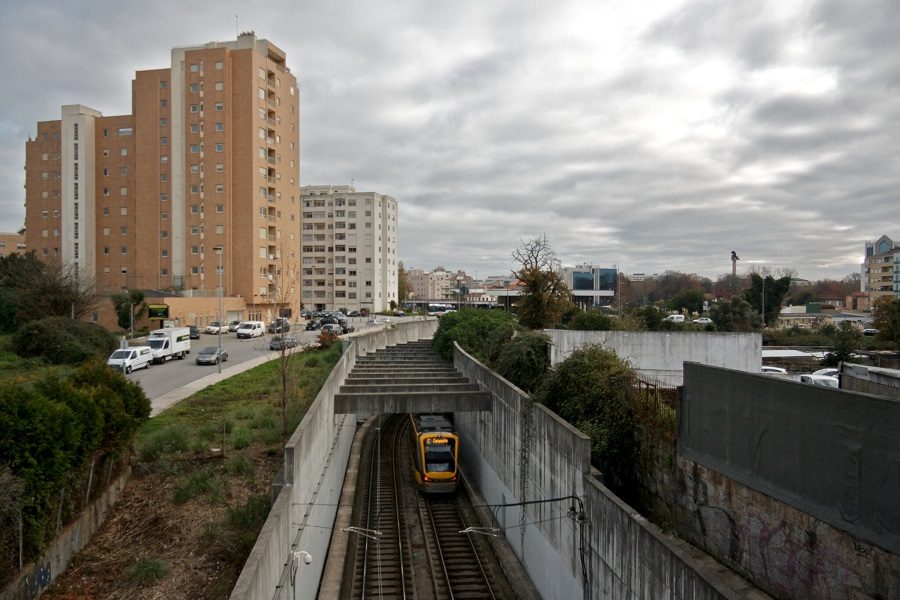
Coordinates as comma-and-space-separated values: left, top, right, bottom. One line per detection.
1, 467, 131, 600
676, 363, 900, 599
453, 344, 763, 599
545, 330, 760, 386
229, 319, 438, 600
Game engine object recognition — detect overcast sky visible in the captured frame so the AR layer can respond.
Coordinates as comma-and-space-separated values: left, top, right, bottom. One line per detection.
0, 0, 897, 281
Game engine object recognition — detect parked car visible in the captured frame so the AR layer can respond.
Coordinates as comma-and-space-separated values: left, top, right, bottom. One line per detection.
188, 326, 201, 339
812, 367, 839, 377
662, 314, 685, 323
236, 321, 265, 339
306, 320, 323, 331
862, 328, 878, 336
268, 318, 290, 333
692, 317, 713, 325
348, 311, 361, 317
393, 310, 405, 317
341, 322, 355, 334
228, 320, 242, 332
321, 323, 343, 335
761, 366, 788, 375
195, 346, 229, 365
204, 321, 228, 334
799, 374, 839, 388
269, 335, 299, 351
107, 346, 153, 374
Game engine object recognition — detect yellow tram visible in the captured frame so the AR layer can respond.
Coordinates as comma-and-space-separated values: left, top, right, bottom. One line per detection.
409, 413, 460, 494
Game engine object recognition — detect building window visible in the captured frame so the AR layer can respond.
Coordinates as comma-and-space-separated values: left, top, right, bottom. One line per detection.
216, 184, 224, 194
160, 118, 168, 126
160, 193, 169, 201
120, 226, 127, 235
102, 149, 110, 158
161, 155, 168, 163
161, 211, 168, 220
121, 246, 127, 255
190, 104, 200, 113
119, 166, 127, 176
216, 163, 224, 172
215, 225, 224, 234
160, 137, 168, 145
160, 174, 168, 182
160, 80, 168, 89
215, 122, 224, 132
190, 144, 200, 153
161, 231, 168, 239
120, 147, 127, 156
215, 61, 223, 70
117, 128, 133, 136
161, 249, 168, 257
120, 207, 127, 216
190, 63, 199, 73
215, 82, 224, 91
215, 102, 224, 111
215, 143, 224, 152
160, 99, 168, 108
161, 268, 168, 276
103, 247, 109, 255
102, 207, 109, 216
190, 83, 201, 93
120, 187, 128, 196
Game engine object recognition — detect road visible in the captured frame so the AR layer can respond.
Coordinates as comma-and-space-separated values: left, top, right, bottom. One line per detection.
123, 317, 400, 401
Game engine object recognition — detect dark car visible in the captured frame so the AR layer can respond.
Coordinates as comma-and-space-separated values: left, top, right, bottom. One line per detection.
348, 311, 361, 317
195, 346, 228, 365
306, 320, 322, 331
341, 322, 355, 334
269, 335, 299, 351
268, 318, 290, 333
188, 326, 201, 339
228, 320, 242, 332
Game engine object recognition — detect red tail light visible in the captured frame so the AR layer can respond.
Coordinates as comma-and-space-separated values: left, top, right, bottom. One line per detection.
423, 476, 430, 482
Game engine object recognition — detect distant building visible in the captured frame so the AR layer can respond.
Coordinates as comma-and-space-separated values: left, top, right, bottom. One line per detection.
861, 235, 899, 305
628, 272, 659, 282
561, 264, 618, 308
299, 185, 398, 313
0, 229, 26, 257
406, 266, 468, 302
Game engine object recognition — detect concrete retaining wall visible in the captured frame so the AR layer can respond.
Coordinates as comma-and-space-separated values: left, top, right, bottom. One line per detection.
841, 362, 900, 399
453, 344, 764, 599
229, 319, 438, 600
1, 466, 131, 600
546, 330, 761, 386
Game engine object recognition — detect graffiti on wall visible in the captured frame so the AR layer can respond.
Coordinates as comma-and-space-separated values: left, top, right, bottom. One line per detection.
19, 560, 51, 600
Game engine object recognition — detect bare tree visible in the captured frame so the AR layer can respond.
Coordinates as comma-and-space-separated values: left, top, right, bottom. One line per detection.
511, 234, 572, 329
269, 241, 301, 441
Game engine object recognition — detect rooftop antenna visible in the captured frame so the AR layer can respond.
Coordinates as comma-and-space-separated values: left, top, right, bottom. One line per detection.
235, 15, 239, 38
350, 177, 355, 190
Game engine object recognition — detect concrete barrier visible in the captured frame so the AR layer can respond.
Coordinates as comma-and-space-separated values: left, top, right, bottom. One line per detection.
546, 329, 761, 386
229, 319, 438, 600
453, 342, 768, 599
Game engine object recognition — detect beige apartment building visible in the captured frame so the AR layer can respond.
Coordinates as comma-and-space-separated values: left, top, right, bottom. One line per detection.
407, 266, 463, 301
861, 234, 899, 306
24, 33, 300, 323
299, 185, 398, 313
0, 229, 26, 257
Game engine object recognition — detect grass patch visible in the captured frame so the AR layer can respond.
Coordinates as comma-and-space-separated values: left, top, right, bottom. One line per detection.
226, 454, 254, 478
231, 428, 253, 450
126, 556, 170, 586
173, 466, 224, 504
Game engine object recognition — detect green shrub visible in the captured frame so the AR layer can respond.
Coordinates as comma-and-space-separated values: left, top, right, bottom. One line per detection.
537, 344, 639, 498
432, 309, 517, 363
567, 310, 614, 331
226, 454, 254, 478
494, 331, 550, 393
138, 422, 190, 463
127, 556, 169, 586
232, 428, 252, 450
173, 467, 223, 504
11, 317, 117, 365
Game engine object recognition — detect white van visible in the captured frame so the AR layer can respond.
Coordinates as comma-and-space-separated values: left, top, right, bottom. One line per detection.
236, 321, 265, 339
662, 314, 685, 323
107, 346, 153, 374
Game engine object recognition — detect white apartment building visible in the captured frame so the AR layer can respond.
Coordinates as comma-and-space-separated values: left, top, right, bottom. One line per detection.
407, 266, 468, 301
299, 185, 398, 313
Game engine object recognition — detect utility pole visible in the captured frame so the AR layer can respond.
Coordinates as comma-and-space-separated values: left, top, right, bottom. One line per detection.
730, 251, 740, 295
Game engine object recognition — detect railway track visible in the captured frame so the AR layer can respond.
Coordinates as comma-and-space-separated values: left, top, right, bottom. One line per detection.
418, 493, 500, 599
347, 415, 512, 599
349, 415, 415, 599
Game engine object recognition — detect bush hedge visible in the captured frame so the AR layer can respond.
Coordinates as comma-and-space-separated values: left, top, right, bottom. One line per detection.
11, 316, 117, 365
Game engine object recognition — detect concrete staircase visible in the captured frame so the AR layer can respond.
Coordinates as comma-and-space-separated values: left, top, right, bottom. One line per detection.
333, 340, 491, 414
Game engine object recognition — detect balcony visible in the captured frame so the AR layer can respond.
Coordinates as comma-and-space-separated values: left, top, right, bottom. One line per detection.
267, 215, 277, 223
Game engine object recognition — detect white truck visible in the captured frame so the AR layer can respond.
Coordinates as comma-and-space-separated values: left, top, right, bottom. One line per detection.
147, 327, 191, 364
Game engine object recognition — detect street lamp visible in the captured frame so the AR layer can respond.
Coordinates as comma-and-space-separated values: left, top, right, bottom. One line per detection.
456, 276, 463, 311
215, 246, 224, 374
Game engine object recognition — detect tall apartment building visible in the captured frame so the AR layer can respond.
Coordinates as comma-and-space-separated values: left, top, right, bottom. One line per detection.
24, 33, 300, 321
406, 266, 465, 301
299, 185, 398, 313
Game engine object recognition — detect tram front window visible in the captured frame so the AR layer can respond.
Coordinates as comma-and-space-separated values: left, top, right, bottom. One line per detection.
425, 446, 455, 473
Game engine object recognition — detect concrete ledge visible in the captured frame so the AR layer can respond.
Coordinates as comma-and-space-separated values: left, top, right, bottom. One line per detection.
334, 391, 491, 413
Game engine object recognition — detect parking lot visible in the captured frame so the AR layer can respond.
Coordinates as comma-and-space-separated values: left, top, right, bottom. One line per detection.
123, 316, 408, 401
